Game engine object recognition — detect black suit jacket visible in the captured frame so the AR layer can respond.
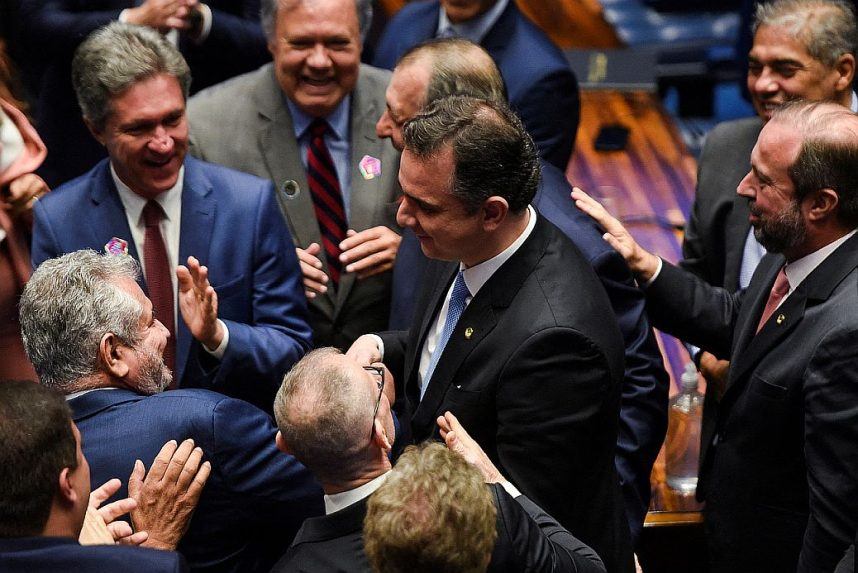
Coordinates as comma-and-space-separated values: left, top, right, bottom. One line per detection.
271, 482, 606, 573
646, 234, 858, 572
380, 215, 632, 572
0, 537, 187, 573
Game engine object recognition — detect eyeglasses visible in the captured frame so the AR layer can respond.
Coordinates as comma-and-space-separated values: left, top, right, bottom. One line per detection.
364, 365, 385, 440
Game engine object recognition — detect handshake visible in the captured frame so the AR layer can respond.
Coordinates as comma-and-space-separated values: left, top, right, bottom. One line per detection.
124, 0, 208, 38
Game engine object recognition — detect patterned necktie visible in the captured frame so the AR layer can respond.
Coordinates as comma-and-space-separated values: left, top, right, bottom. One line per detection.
756, 266, 789, 334
421, 271, 470, 399
307, 119, 347, 286
142, 200, 176, 377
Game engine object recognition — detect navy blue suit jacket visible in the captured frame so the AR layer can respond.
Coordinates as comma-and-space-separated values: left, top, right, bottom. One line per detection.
71, 388, 324, 573
19, 0, 270, 187
31, 157, 312, 410
389, 162, 668, 547
372, 0, 580, 171
0, 537, 187, 573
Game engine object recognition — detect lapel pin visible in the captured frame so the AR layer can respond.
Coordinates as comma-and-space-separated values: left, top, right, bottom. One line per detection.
104, 237, 129, 256
776, 314, 786, 325
464, 327, 474, 339
280, 179, 300, 199
358, 155, 382, 180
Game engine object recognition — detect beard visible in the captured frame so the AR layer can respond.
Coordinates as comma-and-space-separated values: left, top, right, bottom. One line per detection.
751, 198, 807, 254
133, 345, 172, 396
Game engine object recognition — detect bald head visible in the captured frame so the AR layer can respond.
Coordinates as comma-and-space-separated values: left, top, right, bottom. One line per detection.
376, 38, 506, 150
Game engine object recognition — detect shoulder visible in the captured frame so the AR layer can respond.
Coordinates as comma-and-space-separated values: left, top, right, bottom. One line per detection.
189, 64, 271, 110
39, 160, 109, 209
185, 157, 274, 204
703, 117, 762, 151
386, 0, 439, 24
356, 64, 393, 95
22, 543, 185, 573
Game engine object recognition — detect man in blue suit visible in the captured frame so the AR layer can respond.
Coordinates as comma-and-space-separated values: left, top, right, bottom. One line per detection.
30, 22, 311, 410
372, 0, 579, 171
19, 250, 324, 573
0, 380, 188, 573
375, 39, 668, 548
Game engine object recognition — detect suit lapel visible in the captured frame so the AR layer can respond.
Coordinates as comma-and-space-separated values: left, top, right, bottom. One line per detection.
89, 164, 140, 281
176, 158, 216, 384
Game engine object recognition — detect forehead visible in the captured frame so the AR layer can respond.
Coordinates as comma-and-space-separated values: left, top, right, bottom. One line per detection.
390, 61, 431, 104
108, 74, 185, 123
750, 23, 818, 64
277, 0, 359, 37
400, 147, 456, 192
755, 119, 803, 170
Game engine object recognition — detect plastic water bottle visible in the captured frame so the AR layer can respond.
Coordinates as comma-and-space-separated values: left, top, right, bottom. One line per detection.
665, 362, 704, 494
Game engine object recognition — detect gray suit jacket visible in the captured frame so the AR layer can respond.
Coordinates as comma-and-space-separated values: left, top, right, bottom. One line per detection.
188, 63, 401, 348
680, 117, 762, 291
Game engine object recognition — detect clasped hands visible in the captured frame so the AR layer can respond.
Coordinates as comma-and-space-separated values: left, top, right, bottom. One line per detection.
297, 226, 401, 298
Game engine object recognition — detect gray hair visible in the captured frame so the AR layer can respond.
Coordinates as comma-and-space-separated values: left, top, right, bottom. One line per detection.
399, 38, 507, 107
261, 0, 373, 43
754, 0, 857, 67
273, 348, 377, 483
71, 22, 191, 132
402, 96, 540, 214
20, 251, 144, 393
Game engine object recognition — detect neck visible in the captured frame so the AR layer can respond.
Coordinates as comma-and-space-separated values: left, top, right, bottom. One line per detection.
462, 209, 529, 268
320, 462, 391, 495
784, 225, 852, 262
40, 509, 79, 540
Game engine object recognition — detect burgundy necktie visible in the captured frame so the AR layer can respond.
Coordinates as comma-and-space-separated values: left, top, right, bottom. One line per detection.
756, 266, 789, 334
306, 119, 347, 286
142, 200, 176, 377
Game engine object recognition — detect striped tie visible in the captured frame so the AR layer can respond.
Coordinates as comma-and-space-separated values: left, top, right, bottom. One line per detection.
307, 119, 348, 286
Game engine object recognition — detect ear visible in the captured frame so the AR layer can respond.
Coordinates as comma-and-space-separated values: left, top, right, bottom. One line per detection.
371, 418, 393, 453
804, 187, 839, 222
480, 197, 509, 232
84, 118, 107, 147
56, 467, 79, 507
833, 53, 855, 93
99, 332, 130, 379
275, 431, 292, 455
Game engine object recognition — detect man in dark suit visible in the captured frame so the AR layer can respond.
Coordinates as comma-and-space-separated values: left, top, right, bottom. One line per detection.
18, 0, 270, 188
680, 0, 856, 383
376, 39, 667, 546
19, 250, 324, 573
348, 97, 632, 572
30, 23, 311, 410
371, 0, 579, 170
270, 347, 605, 572
188, 0, 402, 350
574, 101, 858, 572
0, 380, 187, 573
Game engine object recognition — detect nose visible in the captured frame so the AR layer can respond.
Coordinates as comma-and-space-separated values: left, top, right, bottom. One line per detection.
306, 43, 332, 69
376, 112, 392, 139
736, 170, 756, 199
154, 318, 170, 339
148, 126, 174, 155
752, 68, 778, 96
395, 195, 415, 228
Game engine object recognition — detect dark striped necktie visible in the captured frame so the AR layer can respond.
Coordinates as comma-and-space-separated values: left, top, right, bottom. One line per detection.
306, 119, 347, 286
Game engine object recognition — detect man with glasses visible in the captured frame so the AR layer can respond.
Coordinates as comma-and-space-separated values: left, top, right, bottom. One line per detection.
270, 347, 605, 572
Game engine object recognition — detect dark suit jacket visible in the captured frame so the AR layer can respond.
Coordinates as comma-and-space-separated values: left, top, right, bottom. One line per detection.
0, 537, 187, 573
188, 64, 401, 350
18, 0, 270, 187
272, 482, 606, 573
371, 0, 580, 170
31, 157, 312, 410
381, 215, 632, 572
71, 388, 324, 573
680, 117, 762, 291
645, 235, 858, 572
389, 161, 667, 547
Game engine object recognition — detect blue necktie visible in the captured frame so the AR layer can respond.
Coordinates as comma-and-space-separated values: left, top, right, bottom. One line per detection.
421, 271, 470, 399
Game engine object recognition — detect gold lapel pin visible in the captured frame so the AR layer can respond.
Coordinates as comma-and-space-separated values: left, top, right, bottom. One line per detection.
776, 314, 786, 325
464, 327, 474, 339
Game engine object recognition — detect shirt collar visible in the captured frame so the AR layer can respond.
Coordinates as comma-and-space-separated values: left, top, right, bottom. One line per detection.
851, 91, 858, 113
286, 95, 351, 142
437, 0, 509, 43
65, 387, 119, 402
783, 229, 857, 292
110, 163, 184, 225
324, 471, 390, 515
460, 205, 536, 297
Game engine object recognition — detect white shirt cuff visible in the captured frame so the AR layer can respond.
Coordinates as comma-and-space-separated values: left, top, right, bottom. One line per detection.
643, 257, 664, 287
500, 479, 522, 499
203, 319, 229, 359
118, 8, 130, 22
367, 334, 385, 361
194, 3, 213, 43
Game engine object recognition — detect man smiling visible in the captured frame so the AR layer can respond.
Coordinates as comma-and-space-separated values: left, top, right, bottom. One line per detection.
30, 22, 312, 410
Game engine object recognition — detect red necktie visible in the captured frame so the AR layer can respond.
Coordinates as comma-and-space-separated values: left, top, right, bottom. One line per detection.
306, 119, 347, 286
143, 200, 176, 377
756, 266, 789, 334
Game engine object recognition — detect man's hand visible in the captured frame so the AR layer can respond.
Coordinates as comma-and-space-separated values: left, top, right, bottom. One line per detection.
124, 0, 190, 32
3, 173, 49, 219
177, 256, 224, 351
80, 478, 148, 546
339, 226, 401, 279
346, 334, 382, 366
571, 187, 661, 282
437, 411, 504, 484
129, 439, 211, 551
699, 351, 730, 399
296, 243, 329, 298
